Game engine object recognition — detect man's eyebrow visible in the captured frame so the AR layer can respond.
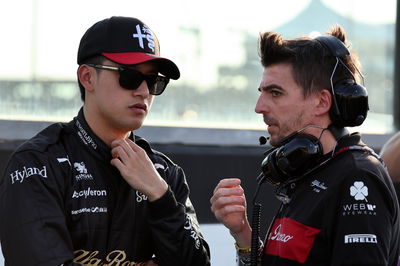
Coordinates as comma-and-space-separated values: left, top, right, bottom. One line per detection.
258, 84, 284, 91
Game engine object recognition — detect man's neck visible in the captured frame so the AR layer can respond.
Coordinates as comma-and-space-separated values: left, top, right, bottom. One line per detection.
83, 106, 131, 147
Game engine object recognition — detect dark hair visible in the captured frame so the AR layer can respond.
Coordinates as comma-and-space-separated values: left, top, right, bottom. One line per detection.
77, 55, 106, 101
258, 25, 361, 97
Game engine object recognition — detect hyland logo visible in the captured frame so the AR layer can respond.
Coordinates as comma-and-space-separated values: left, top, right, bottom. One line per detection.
344, 234, 377, 244
350, 181, 368, 202
10, 165, 47, 184
72, 187, 107, 199
73, 162, 93, 181
133, 24, 155, 53
342, 203, 377, 216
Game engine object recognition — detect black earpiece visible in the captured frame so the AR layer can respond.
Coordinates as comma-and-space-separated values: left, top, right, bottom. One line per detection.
315, 35, 369, 127
260, 133, 323, 185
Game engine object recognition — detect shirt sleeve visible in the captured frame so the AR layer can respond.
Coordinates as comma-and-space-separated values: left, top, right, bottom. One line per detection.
329, 165, 399, 266
147, 164, 211, 266
0, 150, 76, 266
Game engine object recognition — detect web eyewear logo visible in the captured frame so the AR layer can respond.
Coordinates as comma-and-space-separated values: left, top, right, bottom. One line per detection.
342, 203, 377, 216
350, 181, 368, 202
344, 234, 377, 244
10, 166, 47, 184
133, 24, 155, 53
73, 162, 93, 181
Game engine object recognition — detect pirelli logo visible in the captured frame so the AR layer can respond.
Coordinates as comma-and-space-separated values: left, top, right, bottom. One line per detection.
344, 234, 377, 244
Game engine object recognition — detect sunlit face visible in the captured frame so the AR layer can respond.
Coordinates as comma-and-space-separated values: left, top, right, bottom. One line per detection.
255, 63, 317, 146
88, 60, 156, 132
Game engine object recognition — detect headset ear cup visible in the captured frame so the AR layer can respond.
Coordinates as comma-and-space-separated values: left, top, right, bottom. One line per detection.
330, 79, 369, 127
261, 134, 323, 185
261, 149, 287, 185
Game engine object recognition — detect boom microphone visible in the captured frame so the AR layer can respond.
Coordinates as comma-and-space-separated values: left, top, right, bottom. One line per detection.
259, 136, 269, 145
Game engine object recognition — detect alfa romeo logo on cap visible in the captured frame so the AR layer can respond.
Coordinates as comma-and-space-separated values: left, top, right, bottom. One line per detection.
133, 24, 155, 53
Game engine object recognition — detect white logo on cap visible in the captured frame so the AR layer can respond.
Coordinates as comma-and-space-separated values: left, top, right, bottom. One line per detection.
350, 181, 368, 202
133, 24, 155, 53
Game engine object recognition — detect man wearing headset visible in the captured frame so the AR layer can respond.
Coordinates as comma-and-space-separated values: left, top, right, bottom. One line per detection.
0, 16, 210, 265
211, 25, 400, 265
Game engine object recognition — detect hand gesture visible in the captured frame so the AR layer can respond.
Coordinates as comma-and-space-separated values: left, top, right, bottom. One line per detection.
210, 178, 251, 247
110, 138, 168, 201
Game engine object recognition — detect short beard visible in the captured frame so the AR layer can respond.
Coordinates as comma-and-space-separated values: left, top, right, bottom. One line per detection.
272, 110, 305, 147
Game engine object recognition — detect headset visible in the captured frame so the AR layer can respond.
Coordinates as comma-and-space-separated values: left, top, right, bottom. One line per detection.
258, 124, 350, 186
259, 132, 323, 185
315, 35, 369, 128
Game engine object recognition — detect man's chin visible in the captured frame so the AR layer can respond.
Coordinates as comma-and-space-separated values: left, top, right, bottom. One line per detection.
268, 137, 280, 147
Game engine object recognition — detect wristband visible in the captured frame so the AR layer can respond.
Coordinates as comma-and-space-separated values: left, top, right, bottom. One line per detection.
234, 242, 251, 254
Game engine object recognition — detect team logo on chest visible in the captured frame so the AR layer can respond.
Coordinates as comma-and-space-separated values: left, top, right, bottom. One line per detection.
73, 162, 93, 181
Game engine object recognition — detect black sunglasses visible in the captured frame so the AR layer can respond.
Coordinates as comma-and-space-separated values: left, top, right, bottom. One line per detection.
86, 64, 170, 95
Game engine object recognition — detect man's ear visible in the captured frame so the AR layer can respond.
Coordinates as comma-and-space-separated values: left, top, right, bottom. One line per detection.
315, 89, 332, 116
77, 65, 95, 92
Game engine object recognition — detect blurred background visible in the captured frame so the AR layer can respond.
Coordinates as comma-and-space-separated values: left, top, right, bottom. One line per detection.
0, 0, 398, 265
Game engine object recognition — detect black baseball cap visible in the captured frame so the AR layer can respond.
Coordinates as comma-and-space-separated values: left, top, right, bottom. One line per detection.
77, 16, 180, 79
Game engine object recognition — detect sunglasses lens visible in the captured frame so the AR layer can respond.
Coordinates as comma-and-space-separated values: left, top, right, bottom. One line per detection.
118, 69, 143, 90
147, 76, 170, 95
118, 68, 170, 95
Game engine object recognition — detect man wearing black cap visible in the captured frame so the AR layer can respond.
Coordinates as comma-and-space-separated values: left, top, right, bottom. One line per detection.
0, 16, 210, 266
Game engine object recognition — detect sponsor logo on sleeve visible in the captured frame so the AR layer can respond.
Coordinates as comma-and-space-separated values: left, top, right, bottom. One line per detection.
265, 217, 321, 263
342, 181, 377, 216
10, 165, 47, 184
342, 203, 377, 216
344, 234, 377, 244
136, 191, 148, 202
350, 181, 368, 201
184, 214, 201, 249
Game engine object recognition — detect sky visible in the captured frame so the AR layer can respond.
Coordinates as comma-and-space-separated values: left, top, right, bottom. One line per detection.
0, 0, 396, 81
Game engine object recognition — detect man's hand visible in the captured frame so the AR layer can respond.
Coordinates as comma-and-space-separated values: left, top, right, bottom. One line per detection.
210, 178, 252, 248
110, 138, 168, 202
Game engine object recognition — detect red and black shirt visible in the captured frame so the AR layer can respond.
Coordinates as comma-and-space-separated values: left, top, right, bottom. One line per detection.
261, 134, 400, 266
